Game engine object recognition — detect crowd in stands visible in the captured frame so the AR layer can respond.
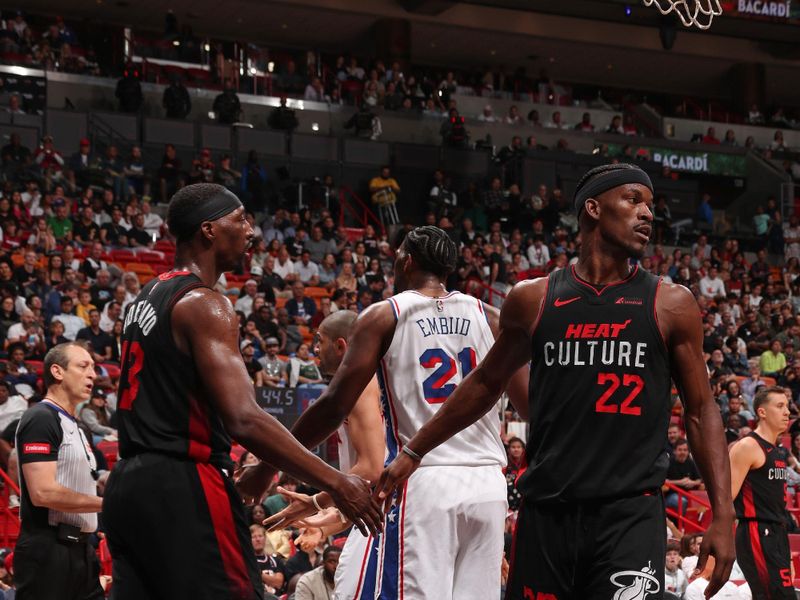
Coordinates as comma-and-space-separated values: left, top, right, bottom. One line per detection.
3, 111, 800, 594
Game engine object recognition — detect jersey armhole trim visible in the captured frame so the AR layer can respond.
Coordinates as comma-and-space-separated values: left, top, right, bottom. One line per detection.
529, 275, 550, 338
476, 298, 491, 327
653, 276, 669, 354
389, 297, 400, 321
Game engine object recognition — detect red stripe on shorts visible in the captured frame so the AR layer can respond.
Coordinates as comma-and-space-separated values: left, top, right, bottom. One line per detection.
196, 463, 253, 599
748, 519, 771, 598
352, 533, 373, 600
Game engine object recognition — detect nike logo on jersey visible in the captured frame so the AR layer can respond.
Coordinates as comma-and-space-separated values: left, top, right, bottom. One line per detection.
554, 296, 580, 307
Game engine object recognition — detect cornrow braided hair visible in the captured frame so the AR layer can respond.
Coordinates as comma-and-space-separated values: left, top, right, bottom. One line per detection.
404, 226, 458, 279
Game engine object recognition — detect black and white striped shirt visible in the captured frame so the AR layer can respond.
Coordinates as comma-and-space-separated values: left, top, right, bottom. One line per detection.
16, 401, 98, 533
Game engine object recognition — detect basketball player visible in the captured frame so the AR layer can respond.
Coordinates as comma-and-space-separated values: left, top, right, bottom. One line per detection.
101, 184, 381, 600
263, 310, 386, 599
283, 226, 529, 599
730, 386, 794, 599
377, 164, 735, 600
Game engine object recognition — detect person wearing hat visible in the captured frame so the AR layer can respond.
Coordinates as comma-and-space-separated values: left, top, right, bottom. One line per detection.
190, 148, 215, 184
477, 104, 497, 123
33, 135, 65, 187
234, 278, 260, 316
67, 138, 99, 192
258, 337, 287, 388
79, 386, 116, 444
15, 341, 104, 600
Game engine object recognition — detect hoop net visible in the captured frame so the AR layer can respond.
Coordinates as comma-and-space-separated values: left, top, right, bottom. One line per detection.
642, 0, 722, 29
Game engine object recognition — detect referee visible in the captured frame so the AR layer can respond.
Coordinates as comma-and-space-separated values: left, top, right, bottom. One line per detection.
15, 341, 104, 599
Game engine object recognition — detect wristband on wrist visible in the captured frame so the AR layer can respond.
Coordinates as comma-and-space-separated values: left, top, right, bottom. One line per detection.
402, 446, 422, 462
312, 493, 323, 512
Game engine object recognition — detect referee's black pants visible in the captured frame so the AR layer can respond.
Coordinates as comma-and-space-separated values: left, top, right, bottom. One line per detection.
14, 526, 103, 600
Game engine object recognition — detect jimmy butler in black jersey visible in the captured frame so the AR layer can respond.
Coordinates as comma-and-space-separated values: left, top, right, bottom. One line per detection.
730, 386, 794, 600
377, 163, 735, 600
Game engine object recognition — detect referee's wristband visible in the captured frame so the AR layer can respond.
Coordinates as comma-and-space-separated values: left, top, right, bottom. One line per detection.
402, 446, 422, 462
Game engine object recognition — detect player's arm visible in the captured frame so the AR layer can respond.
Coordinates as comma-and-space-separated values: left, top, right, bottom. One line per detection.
484, 303, 530, 421
172, 289, 381, 535
289, 301, 396, 451
729, 437, 762, 499
376, 279, 543, 501
658, 282, 734, 596
263, 377, 385, 531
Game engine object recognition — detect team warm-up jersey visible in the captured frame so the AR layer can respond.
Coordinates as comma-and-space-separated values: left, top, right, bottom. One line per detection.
379, 290, 506, 467
117, 271, 234, 471
734, 432, 787, 523
519, 264, 672, 502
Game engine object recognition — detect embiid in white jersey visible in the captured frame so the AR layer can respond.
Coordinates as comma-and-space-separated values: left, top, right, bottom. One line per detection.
287, 226, 529, 600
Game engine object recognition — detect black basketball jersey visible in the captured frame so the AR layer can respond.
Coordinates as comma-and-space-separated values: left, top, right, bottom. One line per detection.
734, 432, 787, 523
117, 271, 234, 471
518, 264, 672, 502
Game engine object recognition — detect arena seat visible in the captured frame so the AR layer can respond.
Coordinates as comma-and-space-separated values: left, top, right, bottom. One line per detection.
275, 297, 287, 309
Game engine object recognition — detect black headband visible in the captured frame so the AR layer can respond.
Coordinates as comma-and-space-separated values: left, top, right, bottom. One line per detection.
173, 190, 242, 236
573, 167, 654, 214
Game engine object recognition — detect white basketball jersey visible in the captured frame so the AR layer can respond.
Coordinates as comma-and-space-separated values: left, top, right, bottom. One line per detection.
379, 290, 506, 468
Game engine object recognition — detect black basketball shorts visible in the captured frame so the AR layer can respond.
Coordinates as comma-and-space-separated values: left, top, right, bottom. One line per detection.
102, 453, 264, 600
506, 493, 666, 600
735, 519, 794, 600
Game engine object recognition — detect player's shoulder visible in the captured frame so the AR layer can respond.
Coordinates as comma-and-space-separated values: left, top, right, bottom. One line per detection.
729, 434, 764, 462
656, 280, 696, 310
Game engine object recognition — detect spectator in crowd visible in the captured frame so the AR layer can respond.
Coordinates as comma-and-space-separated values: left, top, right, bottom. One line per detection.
157, 143, 184, 203
722, 129, 737, 146
189, 148, 215, 184
115, 65, 143, 113
76, 309, 113, 363
505, 105, 523, 125
213, 78, 242, 124
695, 193, 713, 230
369, 166, 400, 226
126, 213, 154, 248
215, 155, 241, 192
287, 343, 323, 388
267, 97, 299, 131
276, 307, 301, 354
702, 127, 720, 144
295, 251, 320, 286
258, 337, 288, 388
53, 295, 85, 341
574, 112, 594, 132
304, 77, 325, 102
605, 115, 624, 134
759, 339, 787, 376
240, 340, 266, 386
664, 438, 704, 513
699, 266, 726, 299
294, 545, 341, 600
67, 139, 100, 192
79, 387, 117, 444
251, 523, 286, 597
286, 282, 317, 325
477, 104, 496, 123
0, 379, 26, 433
263, 473, 298, 517
162, 75, 192, 119
4, 308, 44, 357
33, 136, 64, 188
123, 146, 148, 199
240, 150, 268, 211
234, 279, 259, 315
140, 200, 163, 238
544, 111, 567, 129
664, 539, 688, 597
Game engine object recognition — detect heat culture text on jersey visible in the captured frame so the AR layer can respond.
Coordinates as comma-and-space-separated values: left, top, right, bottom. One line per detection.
542, 318, 649, 368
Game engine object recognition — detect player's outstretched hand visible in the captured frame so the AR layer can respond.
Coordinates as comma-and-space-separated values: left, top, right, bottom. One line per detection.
374, 452, 419, 513
235, 462, 276, 506
695, 516, 734, 599
329, 474, 382, 537
262, 486, 318, 531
